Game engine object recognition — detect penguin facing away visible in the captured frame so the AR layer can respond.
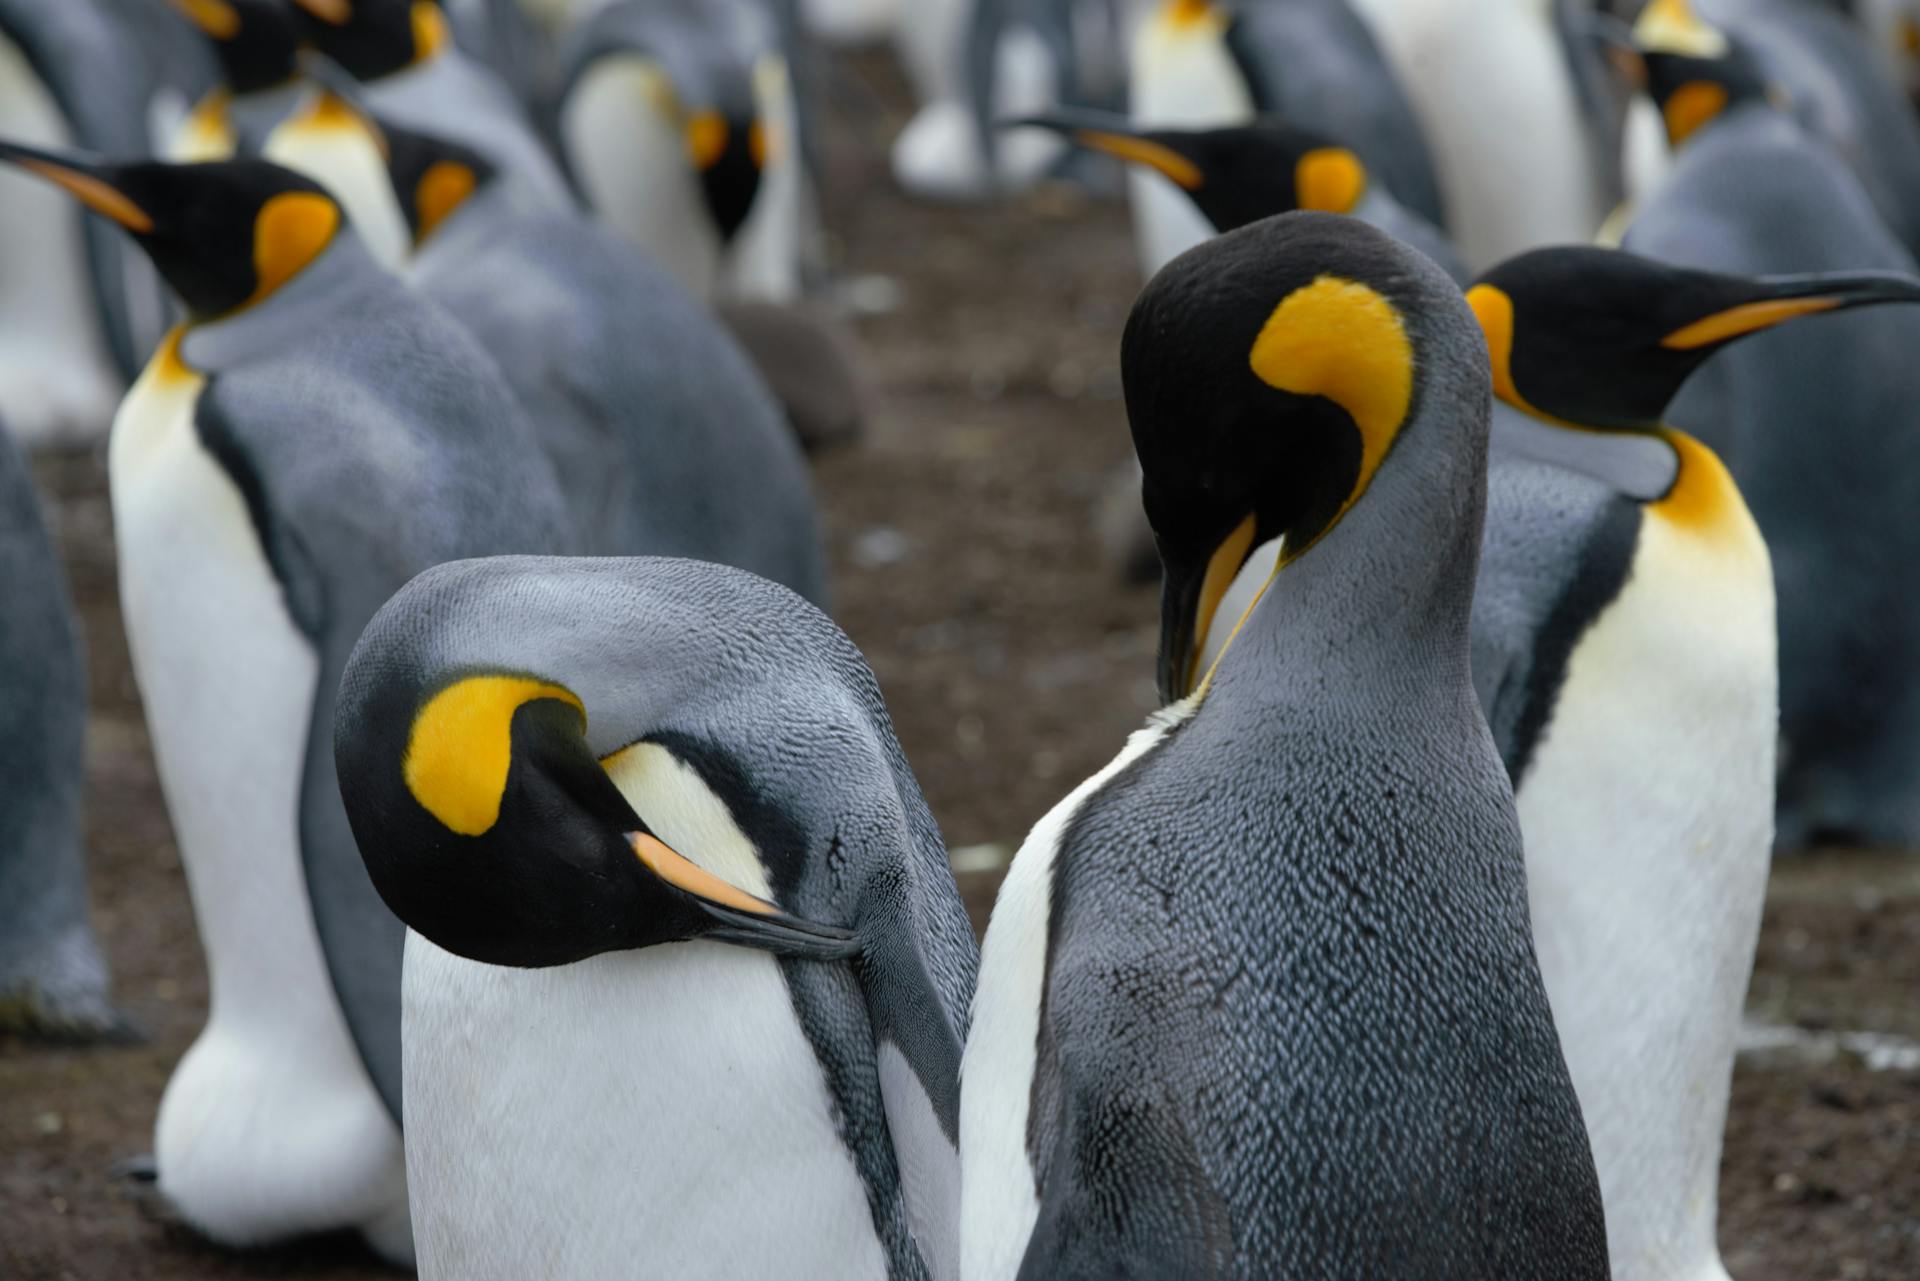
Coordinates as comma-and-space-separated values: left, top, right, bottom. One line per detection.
1467, 247, 1920, 1281
960, 212, 1608, 1281
373, 116, 830, 601
165, 0, 309, 159
334, 554, 978, 1281
0, 421, 127, 1041
1018, 107, 1469, 282
0, 141, 573, 1261
1628, 10, 1920, 847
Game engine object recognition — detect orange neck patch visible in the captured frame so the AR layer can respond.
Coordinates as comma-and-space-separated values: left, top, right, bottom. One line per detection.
1662, 79, 1729, 147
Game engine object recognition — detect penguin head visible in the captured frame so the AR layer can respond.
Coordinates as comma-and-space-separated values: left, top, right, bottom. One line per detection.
0, 142, 343, 320
370, 115, 498, 246
1467, 246, 1920, 432
1126, 211, 1485, 701
169, 0, 303, 94
1014, 109, 1369, 233
288, 0, 449, 80
686, 105, 766, 244
1632, 0, 1776, 146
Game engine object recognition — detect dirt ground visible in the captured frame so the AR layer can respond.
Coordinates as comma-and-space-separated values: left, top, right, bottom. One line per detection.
4, 47, 1917, 1281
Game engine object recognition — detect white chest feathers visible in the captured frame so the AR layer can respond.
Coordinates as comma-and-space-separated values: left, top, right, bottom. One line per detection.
263, 95, 412, 272
401, 741, 886, 1281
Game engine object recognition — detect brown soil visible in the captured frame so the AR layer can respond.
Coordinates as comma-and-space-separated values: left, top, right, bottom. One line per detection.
4, 47, 1916, 1281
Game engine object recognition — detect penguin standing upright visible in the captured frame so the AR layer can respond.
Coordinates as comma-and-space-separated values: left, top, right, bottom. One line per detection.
960, 212, 1607, 1280
1465, 246, 1920, 1281
334, 554, 978, 1281
556, 0, 808, 303
0, 142, 573, 1260
166, 0, 308, 159
1126, 0, 1442, 278
1628, 7, 1920, 846
372, 117, 828, 598
0, 420, 125, 1040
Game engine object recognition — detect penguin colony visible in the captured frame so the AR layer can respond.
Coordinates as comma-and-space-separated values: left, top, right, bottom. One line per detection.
1, 0, 1916, 1278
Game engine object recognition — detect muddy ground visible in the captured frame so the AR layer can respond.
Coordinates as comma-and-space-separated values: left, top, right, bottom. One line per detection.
4, 47, 1917, 1281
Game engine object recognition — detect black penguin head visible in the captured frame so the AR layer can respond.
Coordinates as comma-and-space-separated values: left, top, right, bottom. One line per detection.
370, 115, 498, 246
1468, 246, 1920, 431
686, 107, 765, 244
1126, 211, 1479, 701
336, 667, 858, 969
288, 0, 448, 80
1632, 0, 1776, 146
1014, 109, 1369, 233
169, 0, 303, 94
0, 142, 343, 320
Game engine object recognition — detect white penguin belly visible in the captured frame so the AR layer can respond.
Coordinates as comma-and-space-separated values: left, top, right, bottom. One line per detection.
112, 345, 408, 1258
1518, 505, 1774, 1281
0, 32, 121, 444
1128, 8, 1252, 279
959, 705, 1190, 1281
563, 59, 721, 302
402, 740, 886, 1281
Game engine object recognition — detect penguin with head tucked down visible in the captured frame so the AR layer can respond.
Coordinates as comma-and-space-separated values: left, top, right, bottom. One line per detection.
1126, 0, 1443, 278
287, 0, 572, 211
1465, 245, 1920, 1281
1017, 107, 1468, 282
0, 141, 571, 1261
165, 0, 308, 159
0, 421, 128, 1041
372, 116, 828, 599
1629, 0, 1920, 847
334, 554, 978, 1281
960, 211, 1607, 1281
556, 0, 808, 303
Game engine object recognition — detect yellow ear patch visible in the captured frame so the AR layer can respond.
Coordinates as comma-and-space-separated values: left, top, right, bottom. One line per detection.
404, 676, 586, 837
1661, 79, 1729, 147
415, 160, 476, 241
1634, 0, 1729, 57
170, 0, 242, 39
629, 833, 781, 918
1076, 130, 1202, 189
1295, 148, 1365, 213
1249, 275, 1413, 546
1660, 295, 1841, 348
411, 1, 450, 62
248, 191, 340, 304
17, 159, 154, 233
1465, 283, 1529, 410
687, 111, 728, 170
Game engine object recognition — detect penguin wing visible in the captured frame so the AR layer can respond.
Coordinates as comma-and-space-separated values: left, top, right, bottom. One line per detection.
1473, 457, 1643, 787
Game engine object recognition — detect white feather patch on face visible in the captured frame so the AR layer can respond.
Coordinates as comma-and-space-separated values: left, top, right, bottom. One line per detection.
601, 740, 774, 899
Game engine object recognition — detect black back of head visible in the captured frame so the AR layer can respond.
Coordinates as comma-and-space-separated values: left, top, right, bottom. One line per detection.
374, 116, 498, 244
290, 0, 446, 80
171, 0, 303, 93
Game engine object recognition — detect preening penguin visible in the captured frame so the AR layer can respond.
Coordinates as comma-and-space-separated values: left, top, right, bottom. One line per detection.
556, 0, 809, 303
960, 212, 1607, 1281
1126, 0, 1442, 278
0, 421, 126, 1041
374, 118, 829, 601
1627, 12, 1920, 847
165, 0, 308, 159
334, 555, 978, 1281
0, 142, 572, 1260
1466, 247, 1920, 1281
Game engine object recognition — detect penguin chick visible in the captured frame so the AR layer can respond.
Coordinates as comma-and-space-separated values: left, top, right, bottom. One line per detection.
0, 140, 572, 1261
334, 554, 978, 1281
961, 211, 1608, 1281
374, 117, 829, 602
1016, 107, 1470, 283
165, 0, 306, 158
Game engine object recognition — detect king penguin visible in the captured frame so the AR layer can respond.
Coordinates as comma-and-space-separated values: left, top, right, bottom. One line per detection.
334, 554, 978, 1281
166, 0, 309, 160
959, 211, 1607, 1280
373, 116, 829, 599
1465, 246, 1920, 1281
0, 141, 573, 1260
1126, 0, 1443, 278
0, 419, 127, 1041
287, 0, 573, 212
556, 0, 809, 303
1628, 5, 1920, 847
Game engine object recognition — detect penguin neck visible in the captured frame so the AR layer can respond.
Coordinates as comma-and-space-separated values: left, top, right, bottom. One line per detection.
1489, 401, 1679, 502
413, 180, 513, 263
178, 233, 391, 373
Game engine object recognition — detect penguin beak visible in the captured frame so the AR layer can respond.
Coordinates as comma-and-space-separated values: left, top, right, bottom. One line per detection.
688, 111, 764, 243
1660, 272, 1920, 349
1156, 514, 1261, 703
626, 833, 859, 962
0, 140, 152, 234
1006, 111, 1203, 190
